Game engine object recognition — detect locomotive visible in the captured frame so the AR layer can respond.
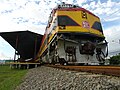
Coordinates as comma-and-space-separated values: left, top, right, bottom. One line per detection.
36, 2, 108, 65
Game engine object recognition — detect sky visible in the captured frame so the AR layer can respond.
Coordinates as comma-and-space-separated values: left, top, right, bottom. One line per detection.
0, 0, 120, 60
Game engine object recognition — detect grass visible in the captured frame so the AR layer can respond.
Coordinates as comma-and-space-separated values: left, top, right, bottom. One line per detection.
0, 65, 28, 90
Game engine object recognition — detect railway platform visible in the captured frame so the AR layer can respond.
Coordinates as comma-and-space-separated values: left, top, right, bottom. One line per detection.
10, 62, 41, 69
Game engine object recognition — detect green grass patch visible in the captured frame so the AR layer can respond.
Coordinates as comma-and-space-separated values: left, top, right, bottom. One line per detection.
0, 65, 28, 90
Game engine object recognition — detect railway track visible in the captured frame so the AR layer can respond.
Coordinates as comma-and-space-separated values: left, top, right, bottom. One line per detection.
46, 65, 120, 77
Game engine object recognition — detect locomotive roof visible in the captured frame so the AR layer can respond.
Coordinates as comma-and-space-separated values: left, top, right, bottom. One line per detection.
0, 31, 43, 60
52, 2, 98, 18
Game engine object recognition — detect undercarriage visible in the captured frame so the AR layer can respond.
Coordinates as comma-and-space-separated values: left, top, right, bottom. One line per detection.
41, 33, 108, 65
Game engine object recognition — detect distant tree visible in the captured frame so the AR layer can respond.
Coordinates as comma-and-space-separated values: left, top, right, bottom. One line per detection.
109, 54, 120, 65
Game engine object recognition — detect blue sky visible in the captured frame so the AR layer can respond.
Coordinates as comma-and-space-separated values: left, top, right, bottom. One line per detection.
0, 0, 120, 59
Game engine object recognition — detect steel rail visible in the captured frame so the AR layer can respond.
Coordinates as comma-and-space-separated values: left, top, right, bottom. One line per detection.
46, 65, 120, 77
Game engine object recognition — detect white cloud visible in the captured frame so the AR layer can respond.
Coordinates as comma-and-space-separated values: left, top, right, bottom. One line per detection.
104, 25, 120, 52
0, 0, 56, 34
0, 52, 11, 60
0, 37, 7, 48
27, 25, 46, 35
0, 0, 88, 34
0, 52, 7, 59
0, 40, 14, 60
83, 0, 120, 22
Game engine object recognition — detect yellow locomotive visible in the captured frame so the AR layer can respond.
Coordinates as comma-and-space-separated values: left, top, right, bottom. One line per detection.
37, 2, 108, 65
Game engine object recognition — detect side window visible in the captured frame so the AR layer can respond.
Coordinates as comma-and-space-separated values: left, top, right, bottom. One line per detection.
58, 16, 79, 26
92, 21, 103, 32
58, 16, 66, 26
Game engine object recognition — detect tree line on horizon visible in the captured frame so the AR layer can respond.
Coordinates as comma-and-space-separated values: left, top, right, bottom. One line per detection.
109, 53, 120, 65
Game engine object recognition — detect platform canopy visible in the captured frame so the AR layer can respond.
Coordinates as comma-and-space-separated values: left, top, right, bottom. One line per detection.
0, 31, 43, 59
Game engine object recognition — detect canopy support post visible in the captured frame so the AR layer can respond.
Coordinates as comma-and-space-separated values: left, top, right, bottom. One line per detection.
14, 35, 18, 62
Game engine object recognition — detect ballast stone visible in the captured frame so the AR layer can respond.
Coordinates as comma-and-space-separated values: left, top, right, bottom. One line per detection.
16, 66, 120, 90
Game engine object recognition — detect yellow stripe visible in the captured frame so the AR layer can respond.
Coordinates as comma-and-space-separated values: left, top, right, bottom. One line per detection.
57, 11, 100, 28
48, 29, 58, 43
40, 45, 47, 56
58, 26, 104, 37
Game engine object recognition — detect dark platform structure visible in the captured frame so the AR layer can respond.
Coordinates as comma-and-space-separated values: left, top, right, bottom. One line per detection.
0, 30, 43, 62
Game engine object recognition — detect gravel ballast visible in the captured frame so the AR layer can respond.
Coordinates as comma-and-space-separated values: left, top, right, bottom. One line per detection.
16, 66, 120, 90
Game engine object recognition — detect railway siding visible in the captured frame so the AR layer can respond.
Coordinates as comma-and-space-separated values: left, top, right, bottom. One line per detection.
16, 66, 120, 90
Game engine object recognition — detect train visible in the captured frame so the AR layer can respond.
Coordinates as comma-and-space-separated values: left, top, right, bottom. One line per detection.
35, 2, 108, 65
